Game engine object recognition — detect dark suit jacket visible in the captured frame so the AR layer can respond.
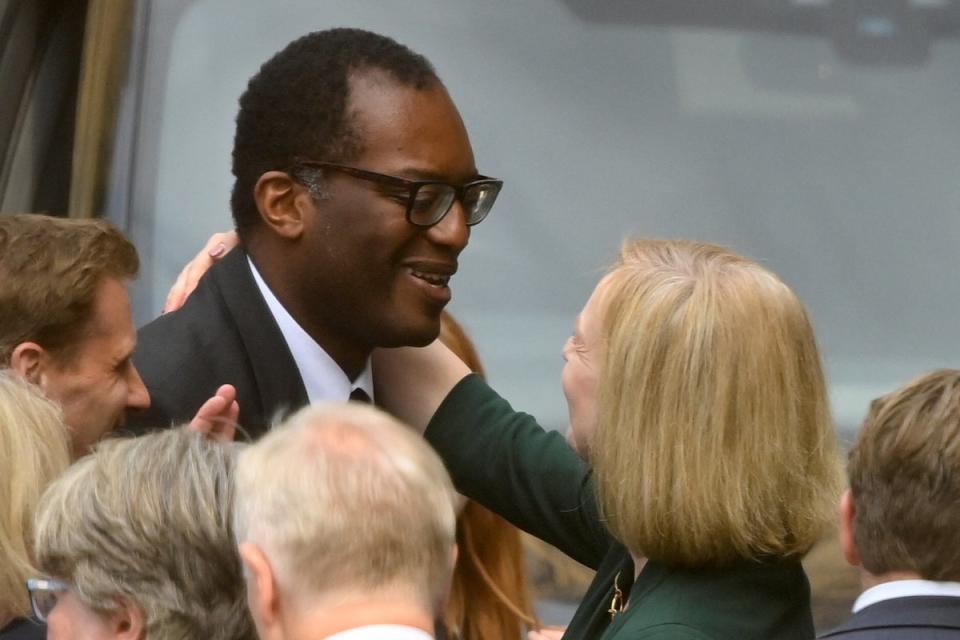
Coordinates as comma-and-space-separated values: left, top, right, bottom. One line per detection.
820, 596, 960, 639
0, 619, 44, 640
426, 374, 816, 640
129, 248, 308, 439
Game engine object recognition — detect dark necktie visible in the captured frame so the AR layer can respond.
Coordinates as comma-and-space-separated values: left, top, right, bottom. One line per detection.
349, 388, 371, 404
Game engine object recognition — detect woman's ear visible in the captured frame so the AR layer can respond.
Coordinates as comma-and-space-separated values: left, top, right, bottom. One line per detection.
253, 171, 310, 240
110, 597, 145, 640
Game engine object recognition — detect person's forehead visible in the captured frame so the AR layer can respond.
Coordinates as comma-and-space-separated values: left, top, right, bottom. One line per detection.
345, 70, 477, 181
77, 278, 137, 359
70, 319, 136, 367
581, 277, 614, 336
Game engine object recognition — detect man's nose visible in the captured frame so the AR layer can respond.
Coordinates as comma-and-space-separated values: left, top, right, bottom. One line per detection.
126, 365, 151, 410
426, 200, 470, 253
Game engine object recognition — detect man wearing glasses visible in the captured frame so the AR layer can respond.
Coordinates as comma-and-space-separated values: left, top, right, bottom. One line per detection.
130, 28, 501, 437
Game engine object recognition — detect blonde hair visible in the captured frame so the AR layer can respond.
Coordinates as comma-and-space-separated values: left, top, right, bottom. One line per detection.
33, 428, 254, 640
592, 238, 842, 567
0, 214, 138, 364
849, 369, 960, 580
438, 312, 537, 639
0, 371, 70, 620
234, 402, 457, 609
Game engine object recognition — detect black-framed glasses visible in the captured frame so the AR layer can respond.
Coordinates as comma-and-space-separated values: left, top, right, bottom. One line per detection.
26, 577, 69, 622
291, 159, 503, 227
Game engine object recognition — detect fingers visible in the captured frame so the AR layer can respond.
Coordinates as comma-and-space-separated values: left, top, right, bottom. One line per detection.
163, 263, 193, 314
162, 231, 239, 314
188, 384, 239, 443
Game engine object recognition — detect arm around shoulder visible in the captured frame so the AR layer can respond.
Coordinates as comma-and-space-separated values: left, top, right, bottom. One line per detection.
372, 340, 471, 432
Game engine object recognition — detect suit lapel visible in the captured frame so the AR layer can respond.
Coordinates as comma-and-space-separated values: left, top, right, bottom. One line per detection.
214, 249, 309, 428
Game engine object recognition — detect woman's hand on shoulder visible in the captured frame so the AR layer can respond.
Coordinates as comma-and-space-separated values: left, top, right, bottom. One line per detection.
163, 230, 239, 313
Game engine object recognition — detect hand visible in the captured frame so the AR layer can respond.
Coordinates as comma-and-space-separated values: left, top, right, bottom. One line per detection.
528, 628, 566, 640
188, 384, 240, 443
163, 230, 239, 313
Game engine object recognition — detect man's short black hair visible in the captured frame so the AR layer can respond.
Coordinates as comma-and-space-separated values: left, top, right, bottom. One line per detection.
230, 28, 440, 238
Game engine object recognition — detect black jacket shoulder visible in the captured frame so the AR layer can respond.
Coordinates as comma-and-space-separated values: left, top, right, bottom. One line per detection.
820, 596, 960, 640
129, 249, 307, 439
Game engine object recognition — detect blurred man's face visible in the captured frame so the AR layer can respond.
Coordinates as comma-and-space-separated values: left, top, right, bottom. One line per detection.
39, 277, 150, 456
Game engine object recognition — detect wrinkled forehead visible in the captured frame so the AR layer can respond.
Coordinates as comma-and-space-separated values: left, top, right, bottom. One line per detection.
70, 278, 137, 360
585, 273, 617, 315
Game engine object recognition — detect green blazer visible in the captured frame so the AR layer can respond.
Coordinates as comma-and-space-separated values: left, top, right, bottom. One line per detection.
425, 375, 815, 640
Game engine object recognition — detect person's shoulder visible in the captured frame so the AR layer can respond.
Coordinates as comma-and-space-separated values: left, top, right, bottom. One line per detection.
625, 559, 813, 639
137, 250, 250, 355
0, 618, 45, 640
820, 596, 960, 639
610, 622, 714, 640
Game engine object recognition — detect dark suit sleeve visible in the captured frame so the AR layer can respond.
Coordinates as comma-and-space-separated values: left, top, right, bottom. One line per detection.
424, 374, 611, 569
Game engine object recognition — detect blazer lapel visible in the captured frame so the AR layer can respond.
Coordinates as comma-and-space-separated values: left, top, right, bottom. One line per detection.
214, 249, 309, 427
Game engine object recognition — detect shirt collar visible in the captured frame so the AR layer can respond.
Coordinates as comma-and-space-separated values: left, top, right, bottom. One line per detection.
853, 579, 960, 612
325, 625, 434, 640
248, 258, 374, 403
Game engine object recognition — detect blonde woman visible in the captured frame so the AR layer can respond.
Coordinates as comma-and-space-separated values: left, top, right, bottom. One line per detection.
375, 239, 844, 639
0, 372, 70, 640
28, 428, 254, 640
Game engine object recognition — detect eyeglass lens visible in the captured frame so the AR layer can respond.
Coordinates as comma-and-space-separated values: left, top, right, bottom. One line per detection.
410, 182, 499, 227
30, 589, 59, 621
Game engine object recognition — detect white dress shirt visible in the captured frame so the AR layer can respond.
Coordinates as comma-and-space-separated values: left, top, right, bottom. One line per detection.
324, 625, 433, 640
249, 258, 374, 403
853, 579, 960, 613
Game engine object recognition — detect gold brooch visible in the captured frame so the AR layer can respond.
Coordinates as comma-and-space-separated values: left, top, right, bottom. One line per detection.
608, 570, 624, 620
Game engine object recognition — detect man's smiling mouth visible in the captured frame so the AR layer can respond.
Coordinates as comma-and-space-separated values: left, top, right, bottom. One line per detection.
410, 269, 451, 287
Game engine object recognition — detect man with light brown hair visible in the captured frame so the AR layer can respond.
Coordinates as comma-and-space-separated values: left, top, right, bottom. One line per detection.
822, 369, 960, 639
233, 402, 458, 640
0, 213, 237, 455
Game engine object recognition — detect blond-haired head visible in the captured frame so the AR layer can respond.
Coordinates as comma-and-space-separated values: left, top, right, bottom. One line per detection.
0, 371, 70, 621
591, 238, 843, 568
234, 402, 458, 612
33, 428, 254, 640
847, 369, 960, 580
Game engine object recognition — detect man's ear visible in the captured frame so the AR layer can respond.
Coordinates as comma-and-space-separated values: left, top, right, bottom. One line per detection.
435, 543, 459, 613
839, 489, 861, 567
108, 597, 145, 640
253, 171, 311, 240
9, 342, 48, 386
239, 542, 280, 627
